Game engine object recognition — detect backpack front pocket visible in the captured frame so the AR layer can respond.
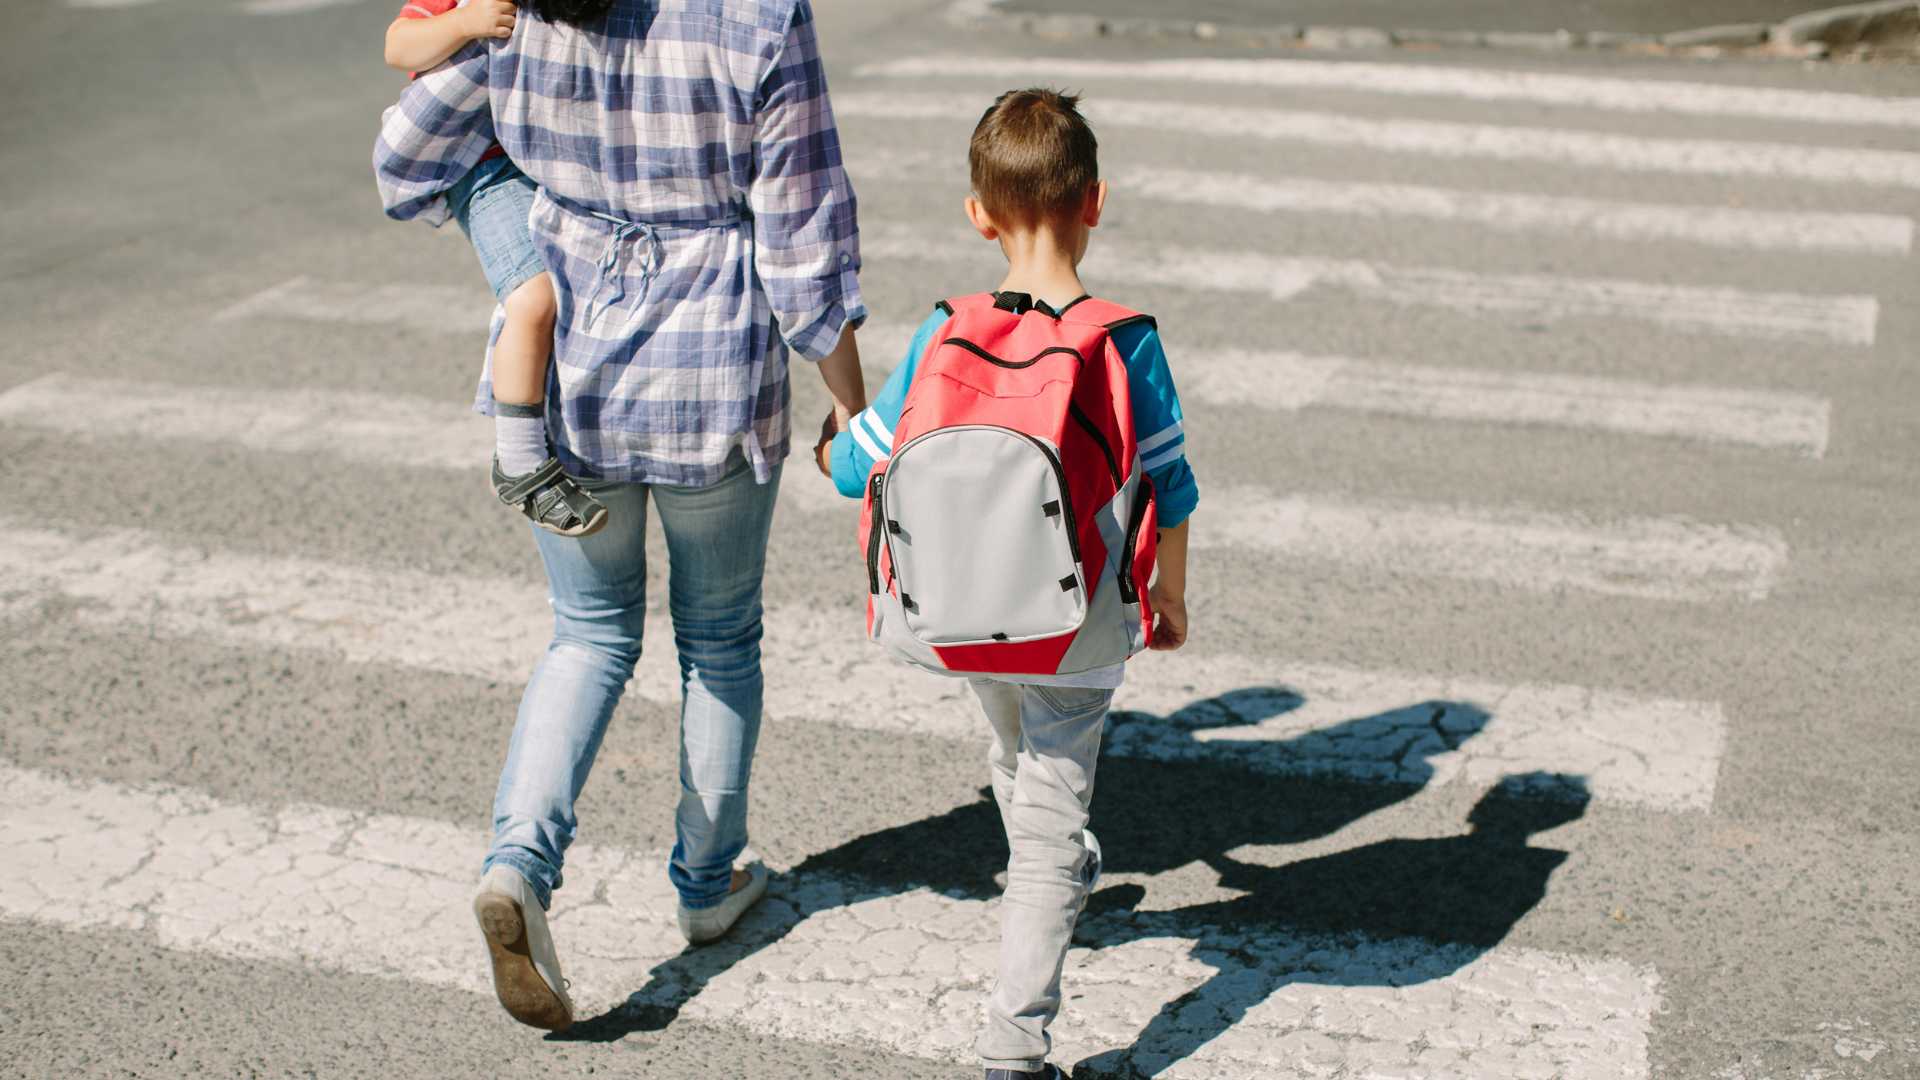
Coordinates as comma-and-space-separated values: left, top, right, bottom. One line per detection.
881, 425, 1086, 646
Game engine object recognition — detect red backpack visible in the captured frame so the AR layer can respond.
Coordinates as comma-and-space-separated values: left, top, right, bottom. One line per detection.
859, 291, 1158, 677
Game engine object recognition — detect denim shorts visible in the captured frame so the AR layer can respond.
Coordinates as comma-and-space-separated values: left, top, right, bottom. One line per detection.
447, 155, 546, 301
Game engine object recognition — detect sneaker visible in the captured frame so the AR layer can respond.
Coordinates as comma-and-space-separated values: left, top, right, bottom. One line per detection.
491, 455, 609, 537
473, 866, 575, 1031
985, 1066, 1066, 1079
676, 851, 769, 945
1080, 828, 1102, 893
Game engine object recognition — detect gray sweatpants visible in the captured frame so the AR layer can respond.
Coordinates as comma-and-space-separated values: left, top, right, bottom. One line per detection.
968, 678, 1113, 1073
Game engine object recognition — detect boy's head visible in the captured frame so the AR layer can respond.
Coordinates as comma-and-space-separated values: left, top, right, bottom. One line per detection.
965, 88, 1106, 252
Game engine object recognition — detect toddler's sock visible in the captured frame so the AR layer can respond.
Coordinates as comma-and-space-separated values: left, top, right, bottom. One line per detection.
494, 400, 550, 476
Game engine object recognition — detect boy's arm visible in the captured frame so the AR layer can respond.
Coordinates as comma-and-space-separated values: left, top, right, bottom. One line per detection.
1148, 520, 1189, 651
824, 310, 943, 496
384, 0, 516, 73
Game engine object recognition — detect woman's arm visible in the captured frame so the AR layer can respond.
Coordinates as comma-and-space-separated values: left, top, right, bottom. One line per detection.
384, 0, 516, 73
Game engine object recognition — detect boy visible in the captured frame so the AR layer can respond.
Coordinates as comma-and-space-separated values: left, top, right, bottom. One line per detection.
821, 88, 1197, 1080
384, 0, 607, 536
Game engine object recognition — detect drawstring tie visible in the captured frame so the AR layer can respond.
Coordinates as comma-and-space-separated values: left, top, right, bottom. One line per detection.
569, 204, 749, 328
581, 212, 665, 328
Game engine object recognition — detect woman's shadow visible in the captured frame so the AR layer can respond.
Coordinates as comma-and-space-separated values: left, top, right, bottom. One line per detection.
553, 684, 1586, 1065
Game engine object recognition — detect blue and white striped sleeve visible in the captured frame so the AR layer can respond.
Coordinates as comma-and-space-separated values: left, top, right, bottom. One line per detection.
749, 0, 866, 362
1117, 323, 1199, 528
829, 308, 945, 497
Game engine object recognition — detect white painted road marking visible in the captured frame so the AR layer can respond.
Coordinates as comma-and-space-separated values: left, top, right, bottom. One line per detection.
212, 275, 485, 334
856, 55, 1920, 130
213, 254, 1884, 348
239, 0, 365, 12
837, 93, 1920, 190
0, 521, 1731, 810
1119, 167, 1915, 258
1179, 351, 1832, 456
850, 153, 1915, 256
0, 373, 1789, 601
0, 762, 1663, 1077
850, 333, 1832, 455
1195, 490, 1787, 602
0, 377, 491, 470
865, 226, 1880, 346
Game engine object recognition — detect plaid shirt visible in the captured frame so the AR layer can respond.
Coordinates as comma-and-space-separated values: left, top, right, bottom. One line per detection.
373, 0, 864, 487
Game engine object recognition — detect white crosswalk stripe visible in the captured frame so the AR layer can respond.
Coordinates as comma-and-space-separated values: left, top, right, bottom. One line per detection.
1118, 167, 1914, 257
860, 347, 1832, 455
0, 521, 1728, 811
239, 0, 365, 12
855, 55, 1920, 129
850, 153, 1915, 256
866, 226, 1879, 345
1178, 351, 1831, 456
0, 761, 1664, 1078
838, 93, 1920, 189
0, 377, 1789, 601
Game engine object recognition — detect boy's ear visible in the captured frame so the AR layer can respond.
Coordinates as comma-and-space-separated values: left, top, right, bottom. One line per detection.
964, 195, 999, 241
1082, 180, 1108, 228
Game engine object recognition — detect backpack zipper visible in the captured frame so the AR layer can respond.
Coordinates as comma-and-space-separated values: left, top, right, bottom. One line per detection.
941, 337, 1084, 371
1067, 402, 1121, 489
1117, 473, 1154, 606
883, 427, 1085, 603
866, 473, 885, 595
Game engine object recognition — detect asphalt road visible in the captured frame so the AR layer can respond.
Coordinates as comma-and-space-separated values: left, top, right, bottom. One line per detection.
3, 0, 1919, 1077
995, 0, 1829, 36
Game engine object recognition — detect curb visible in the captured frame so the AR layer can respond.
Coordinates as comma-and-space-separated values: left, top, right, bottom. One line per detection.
943, 0, 1920, 61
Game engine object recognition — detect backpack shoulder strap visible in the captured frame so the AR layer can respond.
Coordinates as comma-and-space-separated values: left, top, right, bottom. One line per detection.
936, 293, 998, 317
1056, 296, 1156, 334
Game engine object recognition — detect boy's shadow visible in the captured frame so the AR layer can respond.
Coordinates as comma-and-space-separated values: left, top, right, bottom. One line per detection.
554, 685, 1579, 1069
1074, 770, 1591, 1078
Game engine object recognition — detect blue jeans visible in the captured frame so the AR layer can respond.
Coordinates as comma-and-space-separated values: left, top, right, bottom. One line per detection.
447, 154, 545, 302
483, 453, 781, 911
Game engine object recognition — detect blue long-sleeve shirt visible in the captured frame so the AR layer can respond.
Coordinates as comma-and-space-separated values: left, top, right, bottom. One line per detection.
830, 304, 1199, 528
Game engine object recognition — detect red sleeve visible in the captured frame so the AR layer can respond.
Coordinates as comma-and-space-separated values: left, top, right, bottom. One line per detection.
396, 0, 457, 20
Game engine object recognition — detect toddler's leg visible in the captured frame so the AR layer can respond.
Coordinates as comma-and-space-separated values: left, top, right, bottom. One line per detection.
969, 680, 1111, 1074
492, 272, 558, 477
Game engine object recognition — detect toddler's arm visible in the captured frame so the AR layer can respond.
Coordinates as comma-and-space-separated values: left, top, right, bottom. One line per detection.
385, 0, 517, 73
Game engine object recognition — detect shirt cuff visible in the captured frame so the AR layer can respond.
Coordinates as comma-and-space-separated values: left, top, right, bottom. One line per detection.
783, 256, 867, 362
830, 429, 867, 497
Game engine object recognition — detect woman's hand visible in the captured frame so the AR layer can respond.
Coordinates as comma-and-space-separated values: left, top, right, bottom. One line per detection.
813, 409, 839, 478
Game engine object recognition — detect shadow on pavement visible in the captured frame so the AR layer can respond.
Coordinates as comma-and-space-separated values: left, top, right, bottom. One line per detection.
551, 685, 1587, 1078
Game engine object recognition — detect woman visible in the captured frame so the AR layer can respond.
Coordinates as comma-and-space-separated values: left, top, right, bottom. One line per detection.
375, 0, 866, 1031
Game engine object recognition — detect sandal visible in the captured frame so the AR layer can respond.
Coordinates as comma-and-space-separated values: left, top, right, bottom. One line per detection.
492, 456, 609, 537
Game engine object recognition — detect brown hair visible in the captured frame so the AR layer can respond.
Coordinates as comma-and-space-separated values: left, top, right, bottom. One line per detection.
968, 88, 1099, 228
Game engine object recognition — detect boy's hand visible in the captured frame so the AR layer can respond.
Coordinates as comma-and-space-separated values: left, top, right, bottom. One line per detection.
459, 0, 517, 40
1147, 581, 1188, 651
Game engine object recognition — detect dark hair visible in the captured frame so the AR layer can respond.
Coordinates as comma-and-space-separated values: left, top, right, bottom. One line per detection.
968, 88, 1099, 228
522, 0, 614, 27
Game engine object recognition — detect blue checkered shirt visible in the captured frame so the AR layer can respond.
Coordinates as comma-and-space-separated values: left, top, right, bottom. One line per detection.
373, 0, 864, 487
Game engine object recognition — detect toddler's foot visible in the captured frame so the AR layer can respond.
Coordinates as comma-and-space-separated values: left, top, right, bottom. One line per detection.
492, 456, 609, 537
985, 1066, 1066, 1080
